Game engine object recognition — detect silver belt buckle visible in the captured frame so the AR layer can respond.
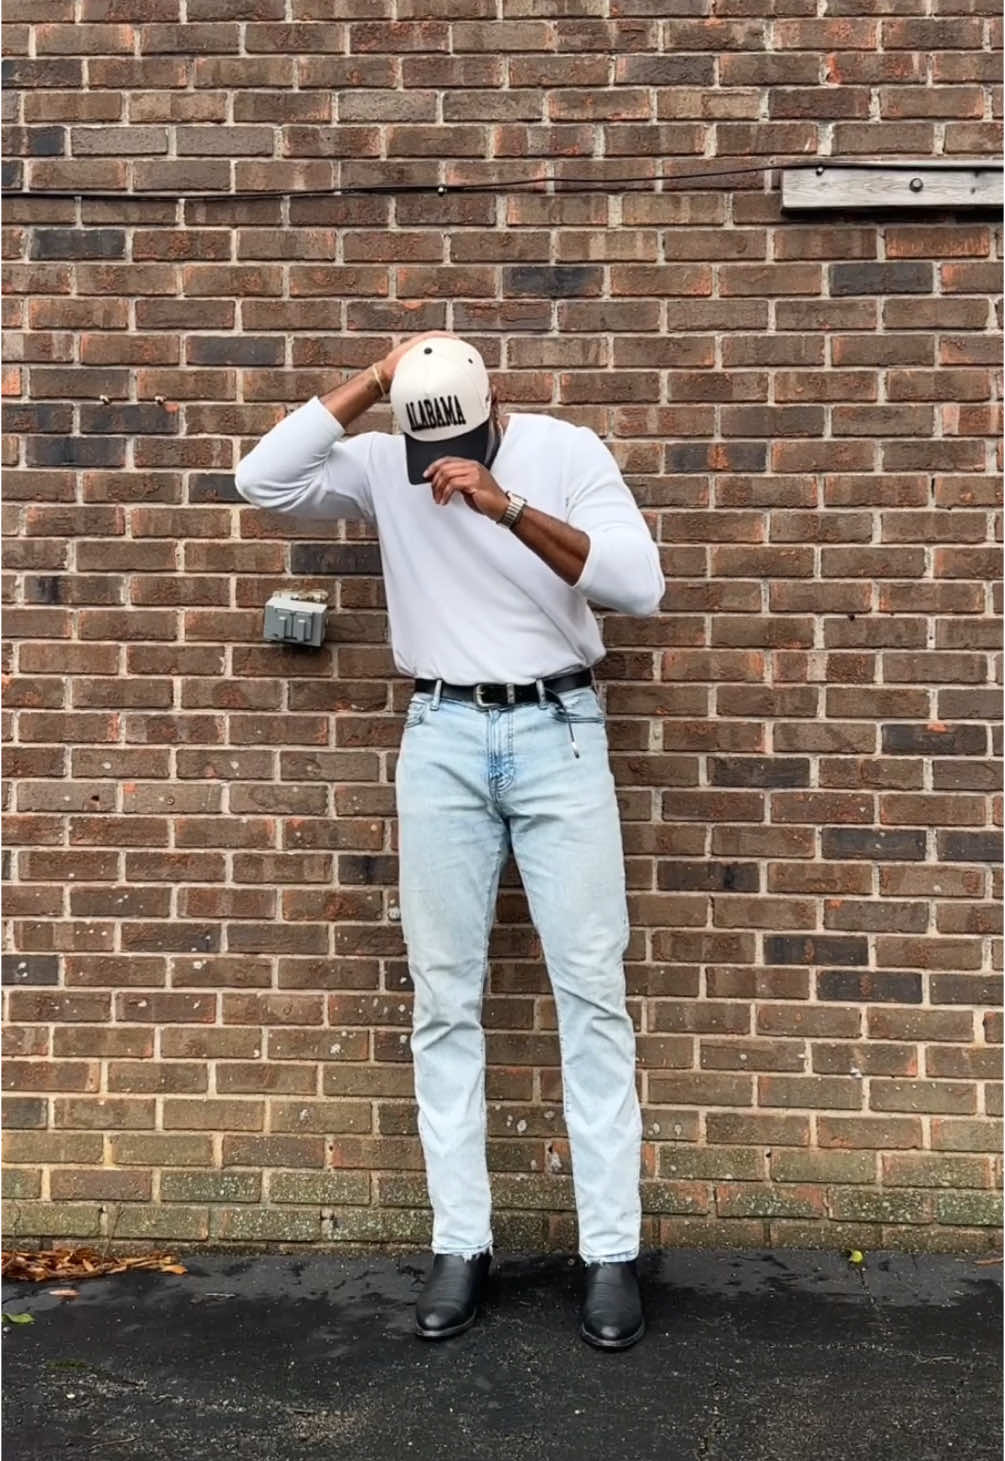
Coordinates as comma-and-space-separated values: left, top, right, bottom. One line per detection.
473, 683, 491, 709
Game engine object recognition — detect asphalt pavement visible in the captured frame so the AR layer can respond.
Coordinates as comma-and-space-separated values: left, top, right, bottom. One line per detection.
2, 1248, 1001, 1461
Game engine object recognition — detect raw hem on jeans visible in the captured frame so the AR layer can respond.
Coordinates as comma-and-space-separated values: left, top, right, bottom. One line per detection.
433, 1243, 493, 1260
581, 1249, 638, 1264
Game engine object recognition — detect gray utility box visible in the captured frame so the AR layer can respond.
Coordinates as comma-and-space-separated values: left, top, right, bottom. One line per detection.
263, 591, 328, 649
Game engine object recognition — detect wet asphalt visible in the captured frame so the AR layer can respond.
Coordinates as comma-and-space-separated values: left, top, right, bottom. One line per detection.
2, 1248, 1001, 1461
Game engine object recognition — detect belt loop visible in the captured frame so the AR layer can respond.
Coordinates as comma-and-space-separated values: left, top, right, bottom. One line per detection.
535, 677, 546, 709
431, 678, 443, 711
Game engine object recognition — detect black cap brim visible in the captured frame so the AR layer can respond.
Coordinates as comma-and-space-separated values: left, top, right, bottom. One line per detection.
403, 420, 491, 485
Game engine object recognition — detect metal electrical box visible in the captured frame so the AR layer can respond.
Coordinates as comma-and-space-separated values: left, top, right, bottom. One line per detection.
263, 591, 328, 649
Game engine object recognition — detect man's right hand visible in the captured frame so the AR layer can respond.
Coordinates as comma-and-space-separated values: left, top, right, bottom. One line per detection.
320, 331, 458, 431
378, 331, 457, 391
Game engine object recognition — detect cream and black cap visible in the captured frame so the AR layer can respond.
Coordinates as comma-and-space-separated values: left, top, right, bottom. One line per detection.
390, 337, 493, 484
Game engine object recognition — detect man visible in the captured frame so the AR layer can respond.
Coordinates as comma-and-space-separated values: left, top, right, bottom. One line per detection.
235, 333, 665, 1350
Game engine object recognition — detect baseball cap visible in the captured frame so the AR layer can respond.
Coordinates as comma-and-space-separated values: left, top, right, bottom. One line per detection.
389, 337, 493, 484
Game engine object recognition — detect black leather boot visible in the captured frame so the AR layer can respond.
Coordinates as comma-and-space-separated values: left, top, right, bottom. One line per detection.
415, 1250, 492, 1340
579, 1259, 645, 1350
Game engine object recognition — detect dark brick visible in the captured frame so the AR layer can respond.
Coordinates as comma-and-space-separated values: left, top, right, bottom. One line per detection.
188, 473, 245, 505
14, 126, 66, 158
830, 263, 933, 296
2, 1098, 48, 1129
290, 543, 383, 576
1, 955, 59, 986
79, 403, 180, 436
26, 437, 126, 468
666, 441, 767, 474
3, 403, 75, 435
882, 724, 987, 756
818, 970, 923, 1004
23, 576, 64, 605
656, 861, 760, 893
709, 757, 810, 788
337, 854, 399, 885
503, 266, 604, 297
764, 935, 869, 967
930, 974, 1004, 1007
30, 229, 126, 260
186, 336, 284, 366
821, 828, 927, 862
939, 831, 1004, 864
2, 59, 83, 88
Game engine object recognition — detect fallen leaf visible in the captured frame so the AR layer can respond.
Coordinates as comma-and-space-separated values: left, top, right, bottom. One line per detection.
46, 1289, 79, 1299
2, 1248, 188, 1283
3, 1312, 35, 1325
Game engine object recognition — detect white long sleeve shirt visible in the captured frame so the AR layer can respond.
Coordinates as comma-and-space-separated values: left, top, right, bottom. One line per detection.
234, 396, 665, 684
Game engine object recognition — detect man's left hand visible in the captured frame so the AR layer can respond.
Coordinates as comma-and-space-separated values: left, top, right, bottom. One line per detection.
423, 458, 510, 521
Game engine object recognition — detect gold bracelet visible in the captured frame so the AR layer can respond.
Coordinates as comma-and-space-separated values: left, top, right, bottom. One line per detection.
370, 363, 387, 398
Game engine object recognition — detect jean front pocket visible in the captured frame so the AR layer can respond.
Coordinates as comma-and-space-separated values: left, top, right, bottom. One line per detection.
404, 693, 433, 729
547, 687, 605, 724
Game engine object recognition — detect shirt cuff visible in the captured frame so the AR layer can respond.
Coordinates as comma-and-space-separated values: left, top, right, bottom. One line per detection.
303, 394, 347, 446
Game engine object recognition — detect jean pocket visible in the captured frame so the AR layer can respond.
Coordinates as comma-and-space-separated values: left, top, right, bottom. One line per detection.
404, 693, 433, 729
547, 687, 605, 724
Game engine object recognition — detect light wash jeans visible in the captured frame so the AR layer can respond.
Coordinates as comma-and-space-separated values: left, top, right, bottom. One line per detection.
394, 677, 642, 1265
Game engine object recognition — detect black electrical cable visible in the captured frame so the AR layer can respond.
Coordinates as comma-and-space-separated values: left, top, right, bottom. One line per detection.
3, 155, 991, 204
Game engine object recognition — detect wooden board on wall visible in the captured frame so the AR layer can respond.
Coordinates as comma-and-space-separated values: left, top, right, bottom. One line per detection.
782, 162, 1004, 211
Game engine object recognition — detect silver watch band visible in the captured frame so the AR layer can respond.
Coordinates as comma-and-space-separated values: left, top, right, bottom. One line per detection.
499, 492, 527, 529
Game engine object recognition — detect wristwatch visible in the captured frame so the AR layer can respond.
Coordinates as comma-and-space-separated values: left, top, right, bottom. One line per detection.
499, 492, 527, 530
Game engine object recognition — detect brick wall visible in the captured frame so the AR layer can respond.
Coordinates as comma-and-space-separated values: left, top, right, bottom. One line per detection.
3, 5, 1003, 1254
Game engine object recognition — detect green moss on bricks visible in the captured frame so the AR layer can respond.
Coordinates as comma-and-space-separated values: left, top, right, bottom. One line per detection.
641, 1180, 711, 1215
767, 1219, 884, 1251
770, 1151, 877, 1185
2, 1202, 101, 1238
114, 1207, 210, 1240
716, 1183, 825, 1219
374, 1173, 430, 1207
830, 1190, 933, 1224
160, 1172, 262, 1204
659, 1145, 766, 1182
269, 1172, 371, 1205
330, 1208, 432, 1244
2, 1170, 42, 1201
489, 1173, 576, 1209
884, 1153, 992, 1189
491, 1212, 549, 1249
936, 1192, 1004, 1227
210, 1207, 321, 1242
881, 1223, 1003, 1254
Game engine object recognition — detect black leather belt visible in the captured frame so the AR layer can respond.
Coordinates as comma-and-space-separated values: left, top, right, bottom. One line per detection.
414, 667, 593, 709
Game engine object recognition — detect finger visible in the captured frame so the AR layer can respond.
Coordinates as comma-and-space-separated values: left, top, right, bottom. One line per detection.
430, 465, 470, 497
424, 458, 464, 481
429, 466, 456, 497
443, 463, 477, 486
432, 472, 464, 504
